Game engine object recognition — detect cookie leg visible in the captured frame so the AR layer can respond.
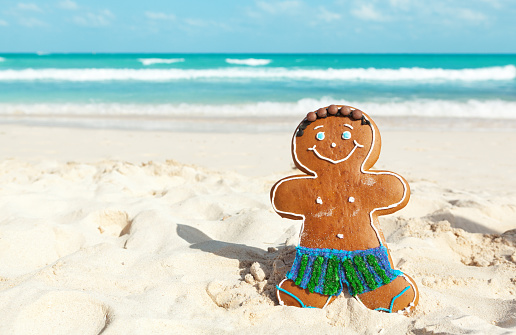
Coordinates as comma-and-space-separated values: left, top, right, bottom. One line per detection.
355, 274, 418, 314
276, 278, 336, 309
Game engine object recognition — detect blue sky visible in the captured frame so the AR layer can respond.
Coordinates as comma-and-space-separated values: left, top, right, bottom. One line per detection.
0, 0, 514, 53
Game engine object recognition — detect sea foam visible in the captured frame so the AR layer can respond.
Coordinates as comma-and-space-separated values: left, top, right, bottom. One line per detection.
225, 58, 272, 66
138, 58, 185, 66
0, 57, 5, 62
1, 99, 516, 119
0, 65, 514, 81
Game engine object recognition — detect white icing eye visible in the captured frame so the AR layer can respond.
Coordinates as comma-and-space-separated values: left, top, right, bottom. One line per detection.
316, 132, 325, 141
342, 131, 351, 140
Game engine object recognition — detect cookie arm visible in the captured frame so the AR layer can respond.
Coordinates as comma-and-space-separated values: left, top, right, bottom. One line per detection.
368, 171, 410, 216
270, 175, 310, 220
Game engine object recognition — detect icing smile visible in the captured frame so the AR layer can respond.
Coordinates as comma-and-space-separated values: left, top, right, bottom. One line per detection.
308, 140, 364, 164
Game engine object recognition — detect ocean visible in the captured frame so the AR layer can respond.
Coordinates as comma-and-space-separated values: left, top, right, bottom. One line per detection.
0, 53, 515, 131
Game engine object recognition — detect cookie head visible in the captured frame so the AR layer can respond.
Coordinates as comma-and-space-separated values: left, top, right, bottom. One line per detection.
293, 109, 380, 173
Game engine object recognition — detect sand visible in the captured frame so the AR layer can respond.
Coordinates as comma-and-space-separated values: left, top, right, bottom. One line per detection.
0, 122, 515, 334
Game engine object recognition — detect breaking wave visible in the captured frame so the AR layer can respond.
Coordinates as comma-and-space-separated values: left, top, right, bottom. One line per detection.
225, 58, 272, 66
1, 99, 515, 119
138, 58, 185, 66
0, 65, 514, 82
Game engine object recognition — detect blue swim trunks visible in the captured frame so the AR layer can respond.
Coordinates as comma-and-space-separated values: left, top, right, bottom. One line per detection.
285, 245, 402, 297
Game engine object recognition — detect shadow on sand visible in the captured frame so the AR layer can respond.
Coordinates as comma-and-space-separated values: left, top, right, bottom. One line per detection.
176, 223, 271, 263
176, 223, 296, 300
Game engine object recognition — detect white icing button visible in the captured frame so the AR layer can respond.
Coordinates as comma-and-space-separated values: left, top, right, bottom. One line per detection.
316, 197, 323, 204
331, 142, 336, 148
337, 234, 344, 239
348, 197, 355, 203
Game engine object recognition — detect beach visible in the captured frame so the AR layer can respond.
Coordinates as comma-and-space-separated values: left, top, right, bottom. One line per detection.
0, 119, 515, 334
0, 53, 515, 333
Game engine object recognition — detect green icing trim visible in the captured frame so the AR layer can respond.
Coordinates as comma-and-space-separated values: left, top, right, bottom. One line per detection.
367, 254, 391, 285
286, 245, 401, 298
295, 254, 309, 286
323, 256, 340, 296
342, 259, 363, 295
307, 256, 324, 293
354, 255, 378, 290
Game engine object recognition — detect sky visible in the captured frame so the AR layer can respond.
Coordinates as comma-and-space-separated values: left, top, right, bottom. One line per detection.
0, 0, 515, 53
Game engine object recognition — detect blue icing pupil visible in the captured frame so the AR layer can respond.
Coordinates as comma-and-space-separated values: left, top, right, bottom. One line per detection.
316, 132, 325, 140
342, 131, 351, 140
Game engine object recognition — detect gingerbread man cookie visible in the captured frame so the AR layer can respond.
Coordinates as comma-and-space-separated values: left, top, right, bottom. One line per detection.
271, 105, 418, 314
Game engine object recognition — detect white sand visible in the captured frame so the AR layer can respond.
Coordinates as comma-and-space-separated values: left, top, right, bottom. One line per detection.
0, 123, 515, 334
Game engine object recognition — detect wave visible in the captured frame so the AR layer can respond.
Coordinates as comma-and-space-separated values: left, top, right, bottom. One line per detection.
225, 58, 272, 66
0, 57, 5, 62
138, 58, 185, 66
0, 65, 514, 81
1, 99, 516, 119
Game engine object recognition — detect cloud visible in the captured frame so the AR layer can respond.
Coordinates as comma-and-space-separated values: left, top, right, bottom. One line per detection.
429, 3, 489, 25
389, 0, 412, 10
19, 17, 47, 27
0, 19, 8, 26
351, 4, 388, 22
456, 8, 487, 22
256, 0, 302, 14
181, 18, 231, 31
478, 0, 502, 9
73, 9, 114, 27
17, 3, 43, 12
317, 6, 341, 22
184, 18, 206, 27
58, 0, 78, 10
145, 11, 175, 21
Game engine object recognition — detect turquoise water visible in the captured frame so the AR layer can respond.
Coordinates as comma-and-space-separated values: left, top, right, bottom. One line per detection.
2, 53, 515, 70
0, 53, 515, 125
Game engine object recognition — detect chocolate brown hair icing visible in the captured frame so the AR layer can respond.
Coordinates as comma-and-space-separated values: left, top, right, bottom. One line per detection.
297, 106, 369, 137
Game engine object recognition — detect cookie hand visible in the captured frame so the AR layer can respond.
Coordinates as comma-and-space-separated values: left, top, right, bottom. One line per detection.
271, 176, 313, 220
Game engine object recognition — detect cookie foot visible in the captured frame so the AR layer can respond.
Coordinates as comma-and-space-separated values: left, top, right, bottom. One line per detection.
356, 275, 418, 314
276, 278, 335, 309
